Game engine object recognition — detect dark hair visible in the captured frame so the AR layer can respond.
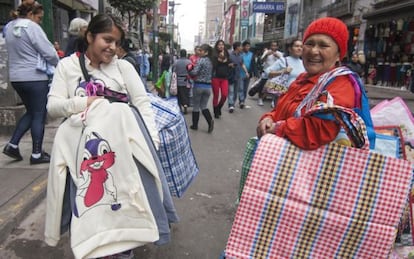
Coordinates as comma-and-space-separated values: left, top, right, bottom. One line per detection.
213, 39, 229, 58
214, 40, 225, 50
287, 38, 301, 49
200, 43, 213, 61
120, 38, 133, 52
233, 41, 241, 50
84, 14, 125, 47
16, 3, 33, 17
269, 41, 278, 47
180, 49, 187, 58
242, 40, 250, 47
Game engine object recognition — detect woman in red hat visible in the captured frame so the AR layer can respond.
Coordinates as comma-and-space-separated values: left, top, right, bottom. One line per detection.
257, 17, 374, 150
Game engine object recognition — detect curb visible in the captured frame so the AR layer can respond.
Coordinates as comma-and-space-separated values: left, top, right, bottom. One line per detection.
0, 171, 47, 245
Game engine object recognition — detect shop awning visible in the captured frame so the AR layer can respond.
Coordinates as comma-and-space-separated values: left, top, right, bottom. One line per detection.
363, 2, 414, 19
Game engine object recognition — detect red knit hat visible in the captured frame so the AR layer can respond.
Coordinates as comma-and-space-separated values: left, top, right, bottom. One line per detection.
303, 17, 349, 59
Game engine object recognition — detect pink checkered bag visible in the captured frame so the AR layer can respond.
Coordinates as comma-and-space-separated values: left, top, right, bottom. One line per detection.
225, 105, 413, 259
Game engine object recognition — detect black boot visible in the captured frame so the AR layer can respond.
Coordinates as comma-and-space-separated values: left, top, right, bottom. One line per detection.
202, 109, 214, 133
217, 103, 223, 116
213, 106, 220, 119
190, 111, 199, 130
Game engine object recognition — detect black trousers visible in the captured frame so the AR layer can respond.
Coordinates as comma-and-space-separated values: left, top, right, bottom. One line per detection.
177, 84, 190, 107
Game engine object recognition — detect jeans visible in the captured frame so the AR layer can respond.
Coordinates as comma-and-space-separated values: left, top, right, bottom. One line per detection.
10, 80, 49, 153
211, 78, 228, 108
239, 77, 250, 103
192, 86, 211, 112
228, 78, 241, 108
139, 76, 149, 92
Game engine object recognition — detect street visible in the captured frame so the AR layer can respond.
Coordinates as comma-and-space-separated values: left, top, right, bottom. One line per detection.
0, 95, 268, 259
1, 85, 414, 259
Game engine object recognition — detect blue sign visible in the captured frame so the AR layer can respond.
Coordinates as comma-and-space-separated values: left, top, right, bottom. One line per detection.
252, 2, 285, 13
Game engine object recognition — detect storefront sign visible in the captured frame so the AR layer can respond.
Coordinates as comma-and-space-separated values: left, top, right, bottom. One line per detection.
252, 2, 285, 13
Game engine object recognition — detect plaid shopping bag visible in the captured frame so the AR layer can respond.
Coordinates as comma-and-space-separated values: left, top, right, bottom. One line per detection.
225, 105, 413, 259
238, 137, 259, 200
225, 134, 413, 259
148, 94, 198, 197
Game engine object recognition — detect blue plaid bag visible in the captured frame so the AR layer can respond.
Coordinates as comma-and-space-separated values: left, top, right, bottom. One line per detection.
148, 94, 199, 197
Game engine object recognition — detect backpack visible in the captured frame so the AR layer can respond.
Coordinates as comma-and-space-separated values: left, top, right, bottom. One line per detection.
147, 94, 199, 197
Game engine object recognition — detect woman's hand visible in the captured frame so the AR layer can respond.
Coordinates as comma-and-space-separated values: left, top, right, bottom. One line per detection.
87, 96, 103, 107
257, 117, 276, 138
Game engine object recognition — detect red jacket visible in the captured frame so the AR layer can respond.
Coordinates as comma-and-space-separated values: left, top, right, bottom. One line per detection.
260, 72, 355, 150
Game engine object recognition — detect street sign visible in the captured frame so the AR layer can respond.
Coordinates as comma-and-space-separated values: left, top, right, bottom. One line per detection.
252, 2, 285, 13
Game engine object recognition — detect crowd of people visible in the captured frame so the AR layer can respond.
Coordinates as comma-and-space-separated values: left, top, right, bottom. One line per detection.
2, 0, 383, 257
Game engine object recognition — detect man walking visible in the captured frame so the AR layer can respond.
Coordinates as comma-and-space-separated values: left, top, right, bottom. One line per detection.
239, 40, 257, 109
228, 42, 248, 113
249, 41, 283, 106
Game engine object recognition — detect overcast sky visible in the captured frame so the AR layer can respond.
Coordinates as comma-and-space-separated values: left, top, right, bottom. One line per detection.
173, 0, 205, 51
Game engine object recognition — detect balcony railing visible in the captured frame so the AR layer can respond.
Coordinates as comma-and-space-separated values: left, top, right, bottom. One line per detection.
263, 27, 284, 41
326, 0, 354, 18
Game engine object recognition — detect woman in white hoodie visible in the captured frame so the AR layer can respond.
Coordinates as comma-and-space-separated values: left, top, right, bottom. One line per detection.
46, 14, 177, 259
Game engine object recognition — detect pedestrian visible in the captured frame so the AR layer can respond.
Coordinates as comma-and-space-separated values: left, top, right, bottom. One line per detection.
187, 46, 202, 107
2, 0, 35, 37
3, 2, 59, 164
228, 41, 246, 113
249, 41, 283, 106
187, 44, 214, 133
347, 51, 364, 77
65, 17, 88, 57
160, 52, 171, 74
116, 38, 140, 74
137, 48, 150, 91
45, 13, 177, 259
257, 17, 374, 150
172, 49, 191, 114
211, 39, 230, 118
54, 41, 65, 58
239, 40, 257, 109
265, 39, 305, 107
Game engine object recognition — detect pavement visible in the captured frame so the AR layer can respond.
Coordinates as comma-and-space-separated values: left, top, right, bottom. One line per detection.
1, 84, 414, 246
0, 117, 60, 245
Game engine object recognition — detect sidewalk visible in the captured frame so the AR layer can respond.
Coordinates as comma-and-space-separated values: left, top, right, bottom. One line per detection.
0, 83, 413, 246
0, 117, 60, 244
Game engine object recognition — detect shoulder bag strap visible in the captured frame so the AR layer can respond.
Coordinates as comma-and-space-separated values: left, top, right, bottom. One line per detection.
79, 53, 91, 82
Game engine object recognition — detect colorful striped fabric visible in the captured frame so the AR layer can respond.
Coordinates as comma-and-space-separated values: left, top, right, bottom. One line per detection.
238, 137, 259, 200
225, 134, 413, 259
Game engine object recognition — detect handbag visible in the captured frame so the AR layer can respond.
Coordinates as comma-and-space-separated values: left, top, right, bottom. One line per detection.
263, 57, 289, 95
169, 68, 178, 96
225, 104, 413, 259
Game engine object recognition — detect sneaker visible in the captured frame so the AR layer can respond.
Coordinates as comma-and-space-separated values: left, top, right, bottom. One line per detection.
248, 86, 258, 96
3, 144, 23, 161
30, 152, 51, 165
257, 98, 264, 106
229, 106, 234, 113
239, 102, 245, 109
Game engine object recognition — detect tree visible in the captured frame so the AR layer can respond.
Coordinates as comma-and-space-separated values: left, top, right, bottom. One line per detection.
108, 0, 157, 31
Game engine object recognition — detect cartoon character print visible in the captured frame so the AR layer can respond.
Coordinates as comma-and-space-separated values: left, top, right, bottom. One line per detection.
74, 132, 121, 217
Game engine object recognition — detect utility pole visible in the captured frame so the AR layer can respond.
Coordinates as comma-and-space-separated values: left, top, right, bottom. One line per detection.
168, 1, 181, 58
152, 2, 159, 82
